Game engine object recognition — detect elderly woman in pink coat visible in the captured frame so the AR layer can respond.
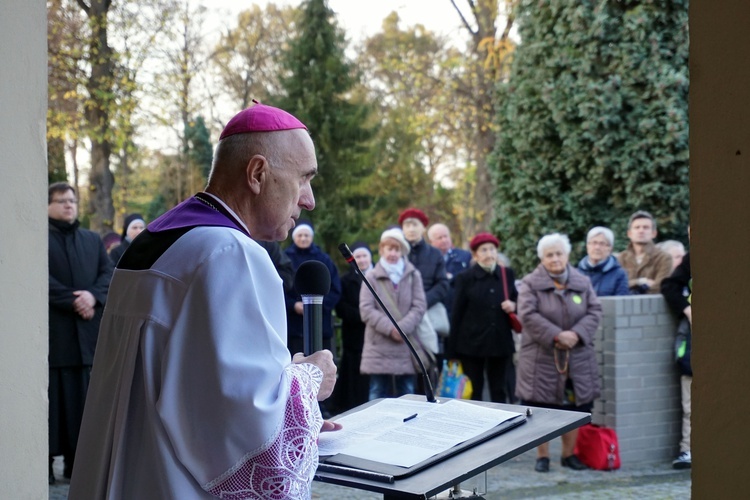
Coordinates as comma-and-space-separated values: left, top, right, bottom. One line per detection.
359, 228, 427, 400
516, 233, 602, 473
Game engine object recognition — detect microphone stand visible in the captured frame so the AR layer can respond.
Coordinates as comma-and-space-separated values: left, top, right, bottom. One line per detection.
339, 243, 437, 403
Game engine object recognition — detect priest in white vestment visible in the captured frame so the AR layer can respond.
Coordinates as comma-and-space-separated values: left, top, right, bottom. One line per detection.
69, 103, 339, 500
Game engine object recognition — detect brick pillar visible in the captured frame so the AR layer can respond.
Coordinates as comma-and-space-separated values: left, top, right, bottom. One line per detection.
594, 296, 683, 463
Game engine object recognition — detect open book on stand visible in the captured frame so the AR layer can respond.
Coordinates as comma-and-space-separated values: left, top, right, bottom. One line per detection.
318, 397, 526, 479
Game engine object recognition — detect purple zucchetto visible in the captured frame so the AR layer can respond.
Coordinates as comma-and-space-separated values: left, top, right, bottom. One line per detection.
219, 99, 308, 140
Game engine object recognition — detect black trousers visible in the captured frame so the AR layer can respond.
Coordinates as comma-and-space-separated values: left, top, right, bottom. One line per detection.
459, 354, 515, 404
49, 366, 90, 466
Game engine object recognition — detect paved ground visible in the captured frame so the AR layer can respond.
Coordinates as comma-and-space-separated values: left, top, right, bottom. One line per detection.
310, 443, 691, 499
50, 439, 690, 499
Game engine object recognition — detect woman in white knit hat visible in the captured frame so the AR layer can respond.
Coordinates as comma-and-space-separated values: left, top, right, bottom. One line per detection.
359, 228, 427, 399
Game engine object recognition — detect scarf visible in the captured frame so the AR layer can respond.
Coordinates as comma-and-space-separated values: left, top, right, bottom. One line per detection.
548, 266, 570, 292
379, 258, 405, 285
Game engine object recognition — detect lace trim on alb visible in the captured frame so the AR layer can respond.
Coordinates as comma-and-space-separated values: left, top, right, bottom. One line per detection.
204, 363, 323, 499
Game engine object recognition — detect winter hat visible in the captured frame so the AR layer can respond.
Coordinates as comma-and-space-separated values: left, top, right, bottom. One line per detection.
469, 232, 500, 252
380, 228, 411, 256
398, 208, 428, 227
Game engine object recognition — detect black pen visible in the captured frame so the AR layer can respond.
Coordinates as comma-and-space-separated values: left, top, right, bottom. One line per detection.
403, 413, 418, 422
316, 463, 395, 484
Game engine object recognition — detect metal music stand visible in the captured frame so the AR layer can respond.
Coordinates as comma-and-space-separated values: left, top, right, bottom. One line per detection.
315, 395, 589, 499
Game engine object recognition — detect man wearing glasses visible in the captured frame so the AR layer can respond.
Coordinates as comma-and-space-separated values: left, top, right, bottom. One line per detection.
577, 226, 630, 296
47, 182, 113, 484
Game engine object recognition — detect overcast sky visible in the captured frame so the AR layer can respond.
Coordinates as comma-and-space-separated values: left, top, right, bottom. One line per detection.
208, 0, 469, 43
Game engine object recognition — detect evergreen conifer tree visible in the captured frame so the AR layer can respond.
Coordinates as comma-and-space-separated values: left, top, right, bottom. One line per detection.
185, 116, 213, 179
274, 0, 374, 256
492, 0, 689, 272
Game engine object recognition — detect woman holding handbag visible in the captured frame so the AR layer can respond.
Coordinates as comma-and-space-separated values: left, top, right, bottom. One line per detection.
446, 232, 518, 403
359, 228, 428, 400
516, 233, 602, 473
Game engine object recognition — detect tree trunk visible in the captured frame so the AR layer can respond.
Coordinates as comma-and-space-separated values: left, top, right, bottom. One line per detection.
47, 137, 67, 183
78, 0, 115, 233
454, 0, 502, 236
70, 139, 80, 198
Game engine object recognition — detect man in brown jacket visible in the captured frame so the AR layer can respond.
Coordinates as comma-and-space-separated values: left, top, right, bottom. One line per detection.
617, 210, 673, 294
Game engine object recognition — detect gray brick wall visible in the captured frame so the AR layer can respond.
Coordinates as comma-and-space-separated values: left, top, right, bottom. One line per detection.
593, 295, 683, 464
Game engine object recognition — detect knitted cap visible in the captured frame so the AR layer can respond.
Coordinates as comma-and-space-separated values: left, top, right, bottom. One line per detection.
398, 208, 428, 227
380, 228, 410, 256
469, 232, 500, 251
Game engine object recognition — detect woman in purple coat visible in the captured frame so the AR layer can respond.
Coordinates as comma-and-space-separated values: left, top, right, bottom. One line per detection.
517, 233, 602, 473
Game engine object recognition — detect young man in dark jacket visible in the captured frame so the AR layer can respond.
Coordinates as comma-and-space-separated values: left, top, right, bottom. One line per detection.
661, 248, 692, 469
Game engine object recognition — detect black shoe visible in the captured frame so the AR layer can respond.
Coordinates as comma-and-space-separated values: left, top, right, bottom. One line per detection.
561, 454, 588, 470
535, 457, 550, 473
63, 456, 73, 479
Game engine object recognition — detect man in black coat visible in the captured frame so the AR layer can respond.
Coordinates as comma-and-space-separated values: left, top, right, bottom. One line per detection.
47, 182, 113, 484
661, 246, 692, 470
398, 208, 450, 311
399, 208, 450, 370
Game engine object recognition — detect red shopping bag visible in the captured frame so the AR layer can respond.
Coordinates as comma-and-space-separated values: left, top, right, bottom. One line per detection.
574, 424, 621, 470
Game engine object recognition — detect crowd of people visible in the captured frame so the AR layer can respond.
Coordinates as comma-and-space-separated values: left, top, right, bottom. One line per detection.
48, 102, 691, 497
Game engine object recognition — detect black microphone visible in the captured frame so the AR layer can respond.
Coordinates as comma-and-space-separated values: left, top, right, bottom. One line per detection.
294, 260, 331, 355
339, 243, 437, 403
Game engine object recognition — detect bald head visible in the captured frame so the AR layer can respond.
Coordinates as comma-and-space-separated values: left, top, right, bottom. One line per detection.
206, 129, 317, 241
427, 223, 452, 254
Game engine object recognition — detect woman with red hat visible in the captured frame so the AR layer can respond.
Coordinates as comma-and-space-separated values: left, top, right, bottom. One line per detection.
446, 232, 518, 404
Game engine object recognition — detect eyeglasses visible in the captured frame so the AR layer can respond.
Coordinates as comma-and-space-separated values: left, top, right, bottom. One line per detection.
587, 240, 611, 247
51, 198, 78, 205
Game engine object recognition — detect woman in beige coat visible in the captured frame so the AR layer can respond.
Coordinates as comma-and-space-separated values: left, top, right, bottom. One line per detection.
517, 233, 602, 473
359, 228, 427, 400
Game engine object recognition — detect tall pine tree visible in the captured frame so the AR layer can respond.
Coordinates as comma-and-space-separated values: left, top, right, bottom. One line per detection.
185, 115, 213, 179
492, 0, 689, 272
273, 0, 374, 257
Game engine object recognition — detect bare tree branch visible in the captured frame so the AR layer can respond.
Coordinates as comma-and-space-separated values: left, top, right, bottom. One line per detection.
450, 0, 477, 36
75, 0, 91, 15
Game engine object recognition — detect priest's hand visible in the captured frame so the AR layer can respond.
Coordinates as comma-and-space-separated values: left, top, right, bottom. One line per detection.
321, 420, 343, 432
293, 350, 337, 401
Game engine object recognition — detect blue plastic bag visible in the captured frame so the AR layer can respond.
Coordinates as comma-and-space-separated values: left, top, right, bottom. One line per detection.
437, 360, 473, 399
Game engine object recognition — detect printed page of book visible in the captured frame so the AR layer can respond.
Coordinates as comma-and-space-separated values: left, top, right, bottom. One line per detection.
319, 398, 522, 468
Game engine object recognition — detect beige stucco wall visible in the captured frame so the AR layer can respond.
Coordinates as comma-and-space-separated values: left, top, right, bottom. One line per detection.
0, 1, 49, 498
690, 1, 750, 498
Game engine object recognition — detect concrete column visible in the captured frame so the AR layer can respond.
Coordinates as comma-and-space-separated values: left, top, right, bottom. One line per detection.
0, 1, 49, 498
